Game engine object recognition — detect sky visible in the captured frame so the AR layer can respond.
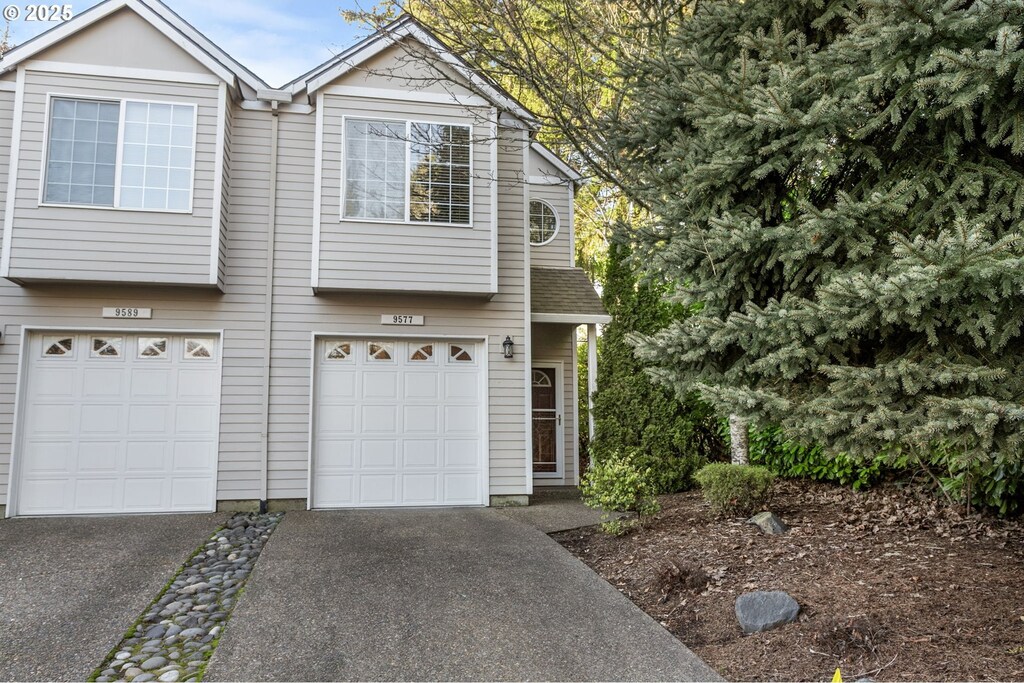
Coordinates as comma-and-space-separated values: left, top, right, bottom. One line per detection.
5, 0, 378, 87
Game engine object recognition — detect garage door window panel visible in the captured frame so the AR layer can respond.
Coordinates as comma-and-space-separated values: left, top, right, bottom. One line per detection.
184, 338, 216, 360
42, 336, 74, 357
409, 344, 434, 362
91, 337, 123, 358
368, 342, 394, 362
325, 341, 352, 361
449, 344, 474, 363
138, 337, 168, 359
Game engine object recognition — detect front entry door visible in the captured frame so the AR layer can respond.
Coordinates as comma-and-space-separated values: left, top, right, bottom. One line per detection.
532, 366, 561, 476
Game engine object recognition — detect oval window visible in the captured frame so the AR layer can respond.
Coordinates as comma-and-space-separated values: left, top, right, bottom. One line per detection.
528, 200, 558, 245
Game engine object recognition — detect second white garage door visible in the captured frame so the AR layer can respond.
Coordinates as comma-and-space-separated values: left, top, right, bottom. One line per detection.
312, 338, 486, 507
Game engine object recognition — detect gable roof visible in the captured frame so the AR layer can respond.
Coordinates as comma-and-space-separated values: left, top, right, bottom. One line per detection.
285, 15, 539, 129
0, 0, 268, 92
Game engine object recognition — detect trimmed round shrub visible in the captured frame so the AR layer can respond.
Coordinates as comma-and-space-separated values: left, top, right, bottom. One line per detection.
693, 463, 775, 517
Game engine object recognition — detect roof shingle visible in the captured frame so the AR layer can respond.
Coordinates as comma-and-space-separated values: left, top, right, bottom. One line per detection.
531, 267, 608, 316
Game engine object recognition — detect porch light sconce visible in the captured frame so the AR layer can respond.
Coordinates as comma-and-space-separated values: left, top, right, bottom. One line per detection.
502, 335, 515, 359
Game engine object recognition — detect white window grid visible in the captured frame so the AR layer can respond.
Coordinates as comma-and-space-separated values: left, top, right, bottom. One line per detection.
40, 94, 198, 214
529, 199, 559, 245
341, 116, 474, 227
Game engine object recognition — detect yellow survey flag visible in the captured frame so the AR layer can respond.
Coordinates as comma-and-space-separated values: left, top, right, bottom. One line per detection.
832, 668, 843, 682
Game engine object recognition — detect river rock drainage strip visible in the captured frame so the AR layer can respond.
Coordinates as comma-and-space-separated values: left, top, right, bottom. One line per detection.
91, 512, 283, 683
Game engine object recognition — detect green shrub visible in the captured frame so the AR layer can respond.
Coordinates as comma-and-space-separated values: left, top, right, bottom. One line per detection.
581, 450, 661, 534
693, 463, 775, 517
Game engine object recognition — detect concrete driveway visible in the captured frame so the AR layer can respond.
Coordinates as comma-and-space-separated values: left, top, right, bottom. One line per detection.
0, 512, 228, 682
206, 509, 720, 682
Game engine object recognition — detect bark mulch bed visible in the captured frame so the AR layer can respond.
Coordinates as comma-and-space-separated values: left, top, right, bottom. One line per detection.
553, 481, 1024, 682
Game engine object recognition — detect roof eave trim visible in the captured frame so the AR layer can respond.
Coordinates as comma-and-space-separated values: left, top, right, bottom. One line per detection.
531, 142, 583, 183
532, 313, 611, 324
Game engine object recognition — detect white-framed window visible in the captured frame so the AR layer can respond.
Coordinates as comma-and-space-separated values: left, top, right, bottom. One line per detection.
342, 117, 472, 226
409, 343, 434, 362
529, 199, 559, 245
449, 344, 474, 363
43, 96, 197, 212
368, 341, 394, 362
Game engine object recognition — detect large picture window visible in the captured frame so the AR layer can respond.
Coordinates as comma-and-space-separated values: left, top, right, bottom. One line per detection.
343, 118, 472, 225
43, 96, 196, 212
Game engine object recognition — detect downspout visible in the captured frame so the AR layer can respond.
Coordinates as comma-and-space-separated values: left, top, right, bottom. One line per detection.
259, 99, 281, 513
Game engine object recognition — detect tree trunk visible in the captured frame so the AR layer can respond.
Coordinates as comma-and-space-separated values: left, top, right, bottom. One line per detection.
729, 414, 749, 465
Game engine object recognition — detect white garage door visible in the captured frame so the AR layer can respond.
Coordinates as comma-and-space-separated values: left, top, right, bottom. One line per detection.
313, 338, 486, 507
15, 332, 221, 516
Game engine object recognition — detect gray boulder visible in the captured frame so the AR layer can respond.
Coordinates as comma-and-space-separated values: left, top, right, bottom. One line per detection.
735, 590, 800, 633
747, 511, 789, 535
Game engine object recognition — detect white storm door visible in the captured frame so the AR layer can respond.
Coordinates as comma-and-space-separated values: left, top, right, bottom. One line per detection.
16, 332, 221, 516
313, 339, 485, 508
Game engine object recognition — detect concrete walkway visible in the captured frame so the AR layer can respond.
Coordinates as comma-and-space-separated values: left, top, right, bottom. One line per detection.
0, 513, 228, 682
206, 509, 719, 682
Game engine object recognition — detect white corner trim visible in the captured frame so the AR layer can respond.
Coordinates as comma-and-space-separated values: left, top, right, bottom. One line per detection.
532, 313, 611, 325
0, 67, 25, 278
324, 84, 488, 108
311, 91, 324, 290
568, 184, 576, 268
210, 81, 227, 286
24, 60, 221, 85
571, 332, 581, 485
522, 129, 533, 496
489, 108, 499, 295
0, 82, 15, 92
5, 325, 28, 517
306, 332, 316, 510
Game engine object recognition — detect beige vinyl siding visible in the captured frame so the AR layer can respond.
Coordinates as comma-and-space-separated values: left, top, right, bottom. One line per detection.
25, 8, 211, 74
7, 70, 220, 285
352, 42, 484, 99
529, 182, 573, 268
0, 106, 274, 506
268, 111, 528, 498
0, 89, 13, 263
316, 94, 495, 294
532, 322, 578, 486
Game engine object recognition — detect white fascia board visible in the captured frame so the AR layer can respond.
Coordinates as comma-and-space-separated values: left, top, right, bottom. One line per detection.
532, 313, 611, 325
531, 142, 583, 183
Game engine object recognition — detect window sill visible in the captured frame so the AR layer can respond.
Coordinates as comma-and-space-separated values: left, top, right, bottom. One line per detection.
338, 216, 474, 229
38, 202, 195, 215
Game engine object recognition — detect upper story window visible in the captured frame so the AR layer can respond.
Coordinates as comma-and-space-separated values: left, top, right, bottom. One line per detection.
43, 96, 196, 212
343, 118, 472, 226
529, 199, 559, 245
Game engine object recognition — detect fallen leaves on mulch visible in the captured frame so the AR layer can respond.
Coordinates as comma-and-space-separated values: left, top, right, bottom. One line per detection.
553, 481, 1024, 682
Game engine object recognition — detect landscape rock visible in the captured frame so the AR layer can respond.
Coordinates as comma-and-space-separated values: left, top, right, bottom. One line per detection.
747, 511, 789, 534
735, 590, 800, 633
